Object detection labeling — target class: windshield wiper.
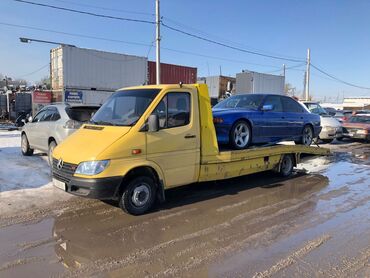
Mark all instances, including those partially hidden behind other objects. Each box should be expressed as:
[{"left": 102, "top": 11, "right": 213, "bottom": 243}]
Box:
[{"left": 89, "top": 120, "right": 116, "bottom": 126}]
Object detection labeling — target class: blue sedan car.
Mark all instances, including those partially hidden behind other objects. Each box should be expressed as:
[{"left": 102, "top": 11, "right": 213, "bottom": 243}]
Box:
[{"left": 212, "top": 94, "right": 321, "bottom": 149}]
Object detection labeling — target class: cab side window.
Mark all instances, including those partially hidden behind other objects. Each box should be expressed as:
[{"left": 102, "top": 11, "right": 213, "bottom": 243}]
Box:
[
  {"left": 151, "top": 92, "right": 191, "bottom": 129},
  {"left": 168, "top": 93, "right": 190, "bottom": 128}
]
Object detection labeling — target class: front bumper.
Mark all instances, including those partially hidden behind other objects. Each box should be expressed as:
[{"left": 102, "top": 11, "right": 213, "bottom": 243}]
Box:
[
  {"left": 319, "top": 127, "right": 343, "bottom": 140},
  {"left": 343, "top": 133, "right": 369, "bottom": 140},
  {"left": 54, "top": 175, "right": 122, "bottom": 200}
]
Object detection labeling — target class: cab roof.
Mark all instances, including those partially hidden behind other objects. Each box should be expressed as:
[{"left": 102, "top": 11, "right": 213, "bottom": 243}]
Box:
[{"left": 117, "top": 84, "right": 197, "bottom": 91}]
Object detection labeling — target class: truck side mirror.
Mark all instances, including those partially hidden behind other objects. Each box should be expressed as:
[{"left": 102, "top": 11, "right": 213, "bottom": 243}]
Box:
[
  {"left": 148, "top": 114, "right": 159, "bottom": 132},
  {"left": 28, "top": 116, "right": 33, "bottom": 123},
  {"left": 261, "top": 104, "right": 273, "bottom": 111}
]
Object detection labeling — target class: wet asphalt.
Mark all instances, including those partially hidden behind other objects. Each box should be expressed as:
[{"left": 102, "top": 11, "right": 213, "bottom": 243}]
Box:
[{"left": 0, "top": 141, "right": 369, "bottom": 277}]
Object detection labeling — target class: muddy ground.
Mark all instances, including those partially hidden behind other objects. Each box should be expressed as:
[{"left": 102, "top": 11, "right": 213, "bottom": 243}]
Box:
[{"left": 0, "top": 141, "right": 369, "bottom": 277}]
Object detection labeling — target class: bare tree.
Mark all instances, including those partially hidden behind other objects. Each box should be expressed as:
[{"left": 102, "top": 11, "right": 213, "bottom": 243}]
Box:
[
  {"left": 37, "top": 75, "right": 51, "bottom": 90},
  {"left": 284, "top": 83, "right": 297, "bottom": 96}
]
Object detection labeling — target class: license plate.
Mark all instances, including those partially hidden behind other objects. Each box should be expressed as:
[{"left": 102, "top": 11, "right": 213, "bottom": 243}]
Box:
[{"left": 53, "top": 178, "right": 66, "bottom": 191}]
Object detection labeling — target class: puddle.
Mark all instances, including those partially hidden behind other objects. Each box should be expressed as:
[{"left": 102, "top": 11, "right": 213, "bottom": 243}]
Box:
[{"left": 0, "top": 150, "right": 369, "bottom": 277}]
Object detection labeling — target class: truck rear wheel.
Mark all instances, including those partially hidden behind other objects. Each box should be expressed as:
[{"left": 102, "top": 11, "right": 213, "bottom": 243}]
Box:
[
  {"left": 119, "top": 176, "right": 156, "bottom": 215},
  {"left": 279, "top": 154, "right": 294, "bottom": 177}
]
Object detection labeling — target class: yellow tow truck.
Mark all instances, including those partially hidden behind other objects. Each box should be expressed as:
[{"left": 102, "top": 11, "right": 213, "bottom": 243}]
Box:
[{"left": 52, "top": 84, "right": 329, "bottom": 215}]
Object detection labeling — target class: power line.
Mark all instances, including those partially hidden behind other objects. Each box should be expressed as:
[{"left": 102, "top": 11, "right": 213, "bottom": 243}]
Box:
[
  {"left": 161, "top": 47, "right": 284, "bottom": 68},
  {"left": 311, "top": 63, "right": 370, "bottom": 90},
  {"left": 18, "top": 63, "right": 49, "bottom": 77},
  {"left": 1, "top": 22, "right": 290, "bottom": 70},
  {"left": 50, "top": 0, "right": 155, "bottom": 16},
  {"left": 13, "top": 0, "right": 155, "bottom": 24},
  {"left": 14, "top": 0, "right": 305, "bottom": 63},
  {"left": 161, "top": 22, "right": 305, "bottom": 63},
  {"left": 162, "top": 16, "right": 303, "bottom": 61},
  {"left": 264, "top": 63, "right": 306, "bottom": 74},
  {"left": 0, "top": 22, "right": 152, "bottom": 47}
]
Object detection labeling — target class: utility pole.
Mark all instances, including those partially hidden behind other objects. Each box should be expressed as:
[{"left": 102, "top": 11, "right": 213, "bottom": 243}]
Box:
[
  {"left": 283, "top": 64, "right": 286, "bottom": 77},
  {"left": 155, "top": 0, "right": 161, "bottom": 85},
  {"left": 305, "top": 48, "right": 311, "bottom": 101}
]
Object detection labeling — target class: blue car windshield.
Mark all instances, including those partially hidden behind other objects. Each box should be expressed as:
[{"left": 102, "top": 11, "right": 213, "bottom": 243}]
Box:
[{"left": 214, "top": 95, "right": 264, "bottom": 110}]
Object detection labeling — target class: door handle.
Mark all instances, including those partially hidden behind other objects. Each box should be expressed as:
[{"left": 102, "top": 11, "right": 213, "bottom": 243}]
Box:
[
  {"left": 281, "top": 116, "right": 285, "bottom": 119},
  {"left": 184, "top": 134, "right": 196, "bottom": 139}
]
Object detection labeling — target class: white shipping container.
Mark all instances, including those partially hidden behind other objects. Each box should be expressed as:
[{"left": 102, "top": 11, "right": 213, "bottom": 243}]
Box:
[
  {"left": 206, "top": 76, "right": 221, "bottom": 98},
  {"left": 51, "top": 46, "right": 148, "bottom": 91},
  {"left": 236, "top": 71, "right": 285, "bottom": 94}
]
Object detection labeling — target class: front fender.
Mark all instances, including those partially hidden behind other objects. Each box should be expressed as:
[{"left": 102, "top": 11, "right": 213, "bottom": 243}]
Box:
[{"left": 73, "top": 157, "right": 167, "bottom": 187}]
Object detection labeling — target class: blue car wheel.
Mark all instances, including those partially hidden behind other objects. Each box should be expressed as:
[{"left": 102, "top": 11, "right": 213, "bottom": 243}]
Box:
[
  {"left": 295, "top": 125, "right": 313, "bottom": 146},
  {"left": 230, "top": 120, "right": 251, "bottom": 149}
]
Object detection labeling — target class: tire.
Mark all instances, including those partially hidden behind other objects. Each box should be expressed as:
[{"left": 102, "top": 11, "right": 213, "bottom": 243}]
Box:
[
  {"left": 21, "top": 133, "right": 34, "bottom": 156},
  {"left": 279, "top": 154, "right": 294, "bottom": 177},
  {"left": 296, "top": 125, "right": 313, "bottom": 146},
  {"left": 321, "top": 139, "right": 334, "bottom": 144},
  {"left": 229, "top": 120, "right": 251, "bottom": 150},
  {"left": 119, "top": 176, "right": 156, "bottom": 215},
  {"left": 48, "top": 141, "right": 57, "bottom": 167}
]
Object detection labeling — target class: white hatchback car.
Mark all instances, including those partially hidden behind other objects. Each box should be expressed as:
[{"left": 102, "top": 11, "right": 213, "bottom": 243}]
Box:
[{"left": 21, "top": 104, "right": 99, "bottom": 165}]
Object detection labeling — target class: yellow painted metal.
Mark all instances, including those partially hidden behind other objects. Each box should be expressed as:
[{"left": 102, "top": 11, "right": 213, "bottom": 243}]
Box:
[{"left": 53, "top": 83, "right": 330, "bottom": 189}]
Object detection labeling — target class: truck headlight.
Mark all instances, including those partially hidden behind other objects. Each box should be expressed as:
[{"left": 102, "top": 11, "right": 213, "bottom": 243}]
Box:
[{"left": 75, "top": 160, "right": 110, "bottom": 175}]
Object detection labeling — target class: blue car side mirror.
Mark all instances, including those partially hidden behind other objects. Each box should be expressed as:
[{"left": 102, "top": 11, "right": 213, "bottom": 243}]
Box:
[{"left": 262, "top": 104, "right": 273, "bottom": 111}]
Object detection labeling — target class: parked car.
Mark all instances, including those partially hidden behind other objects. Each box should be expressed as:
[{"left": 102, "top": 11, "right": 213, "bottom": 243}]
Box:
[
  {"left": 342, "top": 114, "right": 370, "bottom": 142},
  {"left": 302, "top": 101, "right": 343, "bottom": 143},
  {"left": 14, "top": 110, "right": 31, "bottom": 127},
  {"left": 212, "top": 94, "right": 321, "bottom": 149},
  {"left": 323, "top": 107, "right": 337, "bottom": 116},
  {"left": 21, "top": 104, "right": 99, "bottom": 165}
]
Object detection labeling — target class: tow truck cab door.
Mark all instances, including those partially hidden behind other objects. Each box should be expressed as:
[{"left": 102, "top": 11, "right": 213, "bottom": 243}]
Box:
[{"left": 146, "top": 88, "right": 200, "bottom": 188}]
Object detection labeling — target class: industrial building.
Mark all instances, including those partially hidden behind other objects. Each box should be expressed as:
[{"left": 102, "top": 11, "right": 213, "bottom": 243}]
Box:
[{"left": 343, "top": 97, "right": 370, "bottom": 110}]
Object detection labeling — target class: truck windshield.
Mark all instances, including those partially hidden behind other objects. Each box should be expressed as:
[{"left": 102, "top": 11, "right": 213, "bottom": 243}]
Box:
[
  {"left": 91, "top": 89, "right": 161, "bottom": 126},
  {"left": 214, "top": 95, "right": 264, "bottom": 110}
]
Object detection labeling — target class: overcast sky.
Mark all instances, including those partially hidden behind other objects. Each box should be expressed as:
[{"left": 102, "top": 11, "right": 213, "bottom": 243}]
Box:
[{"left": 1, "top": 0, "right": 370, "bottom": 101}]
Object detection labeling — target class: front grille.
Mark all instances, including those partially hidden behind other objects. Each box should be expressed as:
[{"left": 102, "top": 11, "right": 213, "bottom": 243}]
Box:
[{"left": 52, "top": 158, "right": 77, "bottom": 184}]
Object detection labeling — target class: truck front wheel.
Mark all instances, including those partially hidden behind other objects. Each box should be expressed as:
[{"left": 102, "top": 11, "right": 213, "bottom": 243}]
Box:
[{"left": 119, "top": 176, "right": 156, "bottom": 215}]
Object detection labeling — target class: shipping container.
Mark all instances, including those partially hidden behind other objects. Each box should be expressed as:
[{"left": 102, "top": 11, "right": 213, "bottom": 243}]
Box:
[
  {"left": 51, "top": 46, "right": 148, "bottom": 92},
  {"left": 0, "top": 94, "right": 6, "bottom": 112},
  {"left": 202, "top": 75, "right": 236, "bottom": 99},
  {"left": 63, "top": 89, "right": 114, "bottom": 106},
  {"left": 15, "top": 93, "right": 32, "bottom": 116},
  {"left": 236, "top": 71, "right": 285, "bottom": 94},
  {"left": 148, "top": 61, "right": 197, "bottom": 85}
]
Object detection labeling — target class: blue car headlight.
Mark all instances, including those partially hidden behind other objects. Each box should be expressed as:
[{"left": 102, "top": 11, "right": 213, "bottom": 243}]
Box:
[{"left": 75, "top": 160, "right": 110, "bottom": 176}]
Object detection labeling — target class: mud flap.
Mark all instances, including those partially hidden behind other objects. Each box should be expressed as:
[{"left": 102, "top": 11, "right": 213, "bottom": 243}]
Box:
[{"left": 157, "top": 180, "right": 166, "bottom": 203}]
